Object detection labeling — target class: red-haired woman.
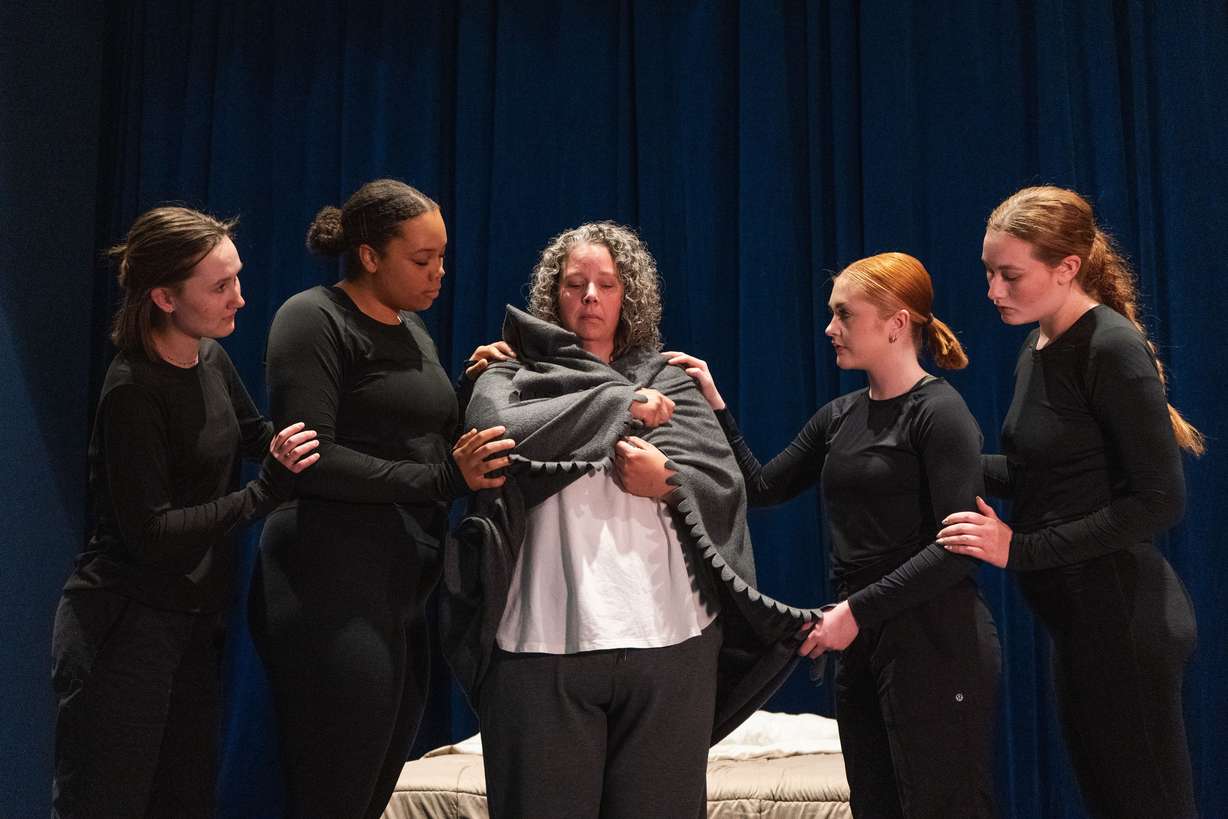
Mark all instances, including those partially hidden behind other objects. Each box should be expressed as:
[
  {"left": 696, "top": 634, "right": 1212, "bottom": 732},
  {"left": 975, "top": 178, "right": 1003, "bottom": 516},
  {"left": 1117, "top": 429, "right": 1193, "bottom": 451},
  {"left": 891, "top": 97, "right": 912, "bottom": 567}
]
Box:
[
  {"left": 670, "top": 252, "right": 1000, "bottom": 818},
  {"left": 938, "top": 186, "right": 1201, "bottom": 818}
]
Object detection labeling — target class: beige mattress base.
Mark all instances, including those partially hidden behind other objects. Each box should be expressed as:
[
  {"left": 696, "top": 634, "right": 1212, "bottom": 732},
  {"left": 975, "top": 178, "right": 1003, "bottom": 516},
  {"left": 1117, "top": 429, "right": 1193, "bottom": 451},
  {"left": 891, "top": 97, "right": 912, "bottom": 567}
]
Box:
[{"left": 383, "top": 752, "right": 851, "bottom": 819}]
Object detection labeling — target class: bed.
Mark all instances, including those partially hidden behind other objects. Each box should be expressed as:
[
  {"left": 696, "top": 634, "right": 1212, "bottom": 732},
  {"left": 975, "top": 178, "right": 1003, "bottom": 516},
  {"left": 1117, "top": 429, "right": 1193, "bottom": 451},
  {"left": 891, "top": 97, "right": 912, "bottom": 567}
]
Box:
[{"left": 382, "top": 711, "right": 851, "bottom": 818}]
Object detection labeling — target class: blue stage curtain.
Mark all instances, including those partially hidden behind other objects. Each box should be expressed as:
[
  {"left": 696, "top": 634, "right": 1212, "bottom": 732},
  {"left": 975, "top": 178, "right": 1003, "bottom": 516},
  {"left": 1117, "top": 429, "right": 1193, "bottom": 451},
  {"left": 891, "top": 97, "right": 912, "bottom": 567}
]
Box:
[{"left": 82, "top": 3, "right": 1228, "bottom": 817}]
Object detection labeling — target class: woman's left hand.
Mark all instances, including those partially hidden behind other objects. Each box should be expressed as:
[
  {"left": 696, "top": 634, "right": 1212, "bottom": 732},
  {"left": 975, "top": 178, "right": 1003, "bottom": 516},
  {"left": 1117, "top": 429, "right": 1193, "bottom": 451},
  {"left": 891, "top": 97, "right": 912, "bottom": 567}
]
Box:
[
  {"left": 613, "top": 436, "right": 677, "bottom": 502},
  {"left": 269, "top": 421, "right": 320, "bottom": 473},
  {"left": 464, "top": 341, "right": 516, "bottom": 379},
  {"left": 798, "top": 601, "right": 859, "bottom": 658},
  {"left": 662, "top": 351, "right": 726, "bottom": 411},
  {"left": 937, "top": 496, "right": 1012, "bottom": 568}
]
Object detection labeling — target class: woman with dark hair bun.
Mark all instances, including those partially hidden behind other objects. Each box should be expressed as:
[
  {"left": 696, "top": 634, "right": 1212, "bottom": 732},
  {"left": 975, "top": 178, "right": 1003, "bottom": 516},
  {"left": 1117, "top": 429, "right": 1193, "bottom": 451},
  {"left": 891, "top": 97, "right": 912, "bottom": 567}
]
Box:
[
  {"left": 939, "top": 185, "right": 1201, "bottom": 818},
  {"left": 670, "top": 252, "right": 1001, "bottom": 818},
  {"left": 249, "top": 179, "right": 514, "bottom": 818},
  {"left": 51, "top": 206, "right": 319, "bottom": 818}
]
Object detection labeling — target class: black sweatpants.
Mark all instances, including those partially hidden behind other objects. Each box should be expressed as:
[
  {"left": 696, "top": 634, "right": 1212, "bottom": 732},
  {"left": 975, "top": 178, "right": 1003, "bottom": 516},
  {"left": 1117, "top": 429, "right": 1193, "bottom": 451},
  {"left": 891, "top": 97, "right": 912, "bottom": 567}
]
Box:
[
  {"left": 479, "top": 620, "right": 723, "bottom": 819},
  {"left": 835, "top": 578, "right": 1000, "bottom": 819},
  {"left": 250, "top": 501, "right": 442, "bottom": 819},
  {"left": 51, "top": 589, "right": 223, "bottom": 819},
  {"left": 1020, "top": 545, "right": 1198, "bottom": 819}
]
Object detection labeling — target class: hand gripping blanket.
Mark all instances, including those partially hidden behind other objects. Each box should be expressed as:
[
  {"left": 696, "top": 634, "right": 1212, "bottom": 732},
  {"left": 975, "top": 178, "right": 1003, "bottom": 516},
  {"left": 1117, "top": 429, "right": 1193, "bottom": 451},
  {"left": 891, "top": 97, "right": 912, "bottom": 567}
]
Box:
[{"left": 441, "top": 307, "right": 822, "bottom": 742}]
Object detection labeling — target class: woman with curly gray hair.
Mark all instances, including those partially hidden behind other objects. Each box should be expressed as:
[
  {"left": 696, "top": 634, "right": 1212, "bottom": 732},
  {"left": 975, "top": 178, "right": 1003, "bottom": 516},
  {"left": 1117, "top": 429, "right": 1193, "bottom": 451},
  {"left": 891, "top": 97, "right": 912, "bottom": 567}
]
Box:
[
  {"left": 526, "top": 221, "right": 663, "bottom": 356},
  {"left": 444, "top": 221, "right": 811, "bottom": 819}
]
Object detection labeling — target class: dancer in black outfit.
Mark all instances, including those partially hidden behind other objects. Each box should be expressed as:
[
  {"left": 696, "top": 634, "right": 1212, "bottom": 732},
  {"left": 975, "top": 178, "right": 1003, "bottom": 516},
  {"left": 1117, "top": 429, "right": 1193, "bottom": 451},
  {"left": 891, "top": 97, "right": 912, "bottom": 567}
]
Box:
[
  {"left": 51, "top": 207, "right": 318, "bottom": 819},
  {"left": 671, "top": 253, "right": 1000, "bottom": 818},
  {"left": 249, "top": 179, "right": 514, "bottom": 819},
  {"left": 939, "top": 186, "right": 1202, "bottom": 818}
]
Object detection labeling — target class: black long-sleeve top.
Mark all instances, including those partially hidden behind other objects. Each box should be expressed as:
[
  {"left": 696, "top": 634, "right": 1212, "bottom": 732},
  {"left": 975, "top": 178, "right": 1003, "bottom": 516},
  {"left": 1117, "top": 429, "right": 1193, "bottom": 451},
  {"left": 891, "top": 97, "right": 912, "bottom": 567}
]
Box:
[
  {"left": 983, "top": 306, "right": 1185, "bottom": 571},
  {"left": 264, "top": 286, "right": 467, "bottom": 526},
  {"left": 716, "top": 377, "right": 984, "bottom": 629},
  {"left": 67, "top": 340, "right": 290, "bottom": 612}
]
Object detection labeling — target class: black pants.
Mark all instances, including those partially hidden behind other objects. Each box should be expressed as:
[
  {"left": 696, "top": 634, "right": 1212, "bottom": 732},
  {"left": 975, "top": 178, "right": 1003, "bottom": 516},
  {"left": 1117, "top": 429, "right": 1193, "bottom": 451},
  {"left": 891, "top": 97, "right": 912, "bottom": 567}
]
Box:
[
  {"left": 51, "top": 589, "right": 222, "bottom": 819},
  {"left": 249, "top": 501, "right": 441, "bottom": 819},
  {"left": 479, "top": 620, "right": 723, "bottom": 819},
  {"left": 835, "top": 579, "right": 1000, "bottom": 819},
  {"left": 1020, "top": 545, "right": 1198, "bottom": 819}
]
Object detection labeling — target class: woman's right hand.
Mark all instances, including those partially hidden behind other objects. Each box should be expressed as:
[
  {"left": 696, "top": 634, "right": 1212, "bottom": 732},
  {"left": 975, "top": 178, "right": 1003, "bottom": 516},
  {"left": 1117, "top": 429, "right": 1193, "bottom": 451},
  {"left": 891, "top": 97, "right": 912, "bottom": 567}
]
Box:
[
  {"left": 663, "top": 351, "right": 725, "bottom": 410},
  {"left": 452, "top": 425, "right": 516, "bottom": 490},
  {"left": 630, "top": 388, "right": 675, "bottom": 428},
  {"left": 269, "top": 421, "right": 320, "bottom": 473}
]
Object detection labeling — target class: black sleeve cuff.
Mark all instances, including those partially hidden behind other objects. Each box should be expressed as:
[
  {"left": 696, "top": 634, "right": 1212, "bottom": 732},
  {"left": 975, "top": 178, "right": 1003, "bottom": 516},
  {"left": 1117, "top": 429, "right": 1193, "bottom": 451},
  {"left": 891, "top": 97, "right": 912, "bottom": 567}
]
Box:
[
  {"left": 443, "top": 455, "right": 469, "bottom": 500},
  {"left": 714, "top": 408, "right": 742, "bottom": 441},
  {"left": 260, "top": 453, "right": 296, "bottom": 502}
]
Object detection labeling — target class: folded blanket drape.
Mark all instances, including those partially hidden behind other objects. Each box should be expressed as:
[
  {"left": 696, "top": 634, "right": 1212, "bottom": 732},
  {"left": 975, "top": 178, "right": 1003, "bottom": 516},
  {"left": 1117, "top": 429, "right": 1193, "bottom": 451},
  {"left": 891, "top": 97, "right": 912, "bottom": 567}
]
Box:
[{"left": 441, "top": 306, "right": 822, "bottom": 742}]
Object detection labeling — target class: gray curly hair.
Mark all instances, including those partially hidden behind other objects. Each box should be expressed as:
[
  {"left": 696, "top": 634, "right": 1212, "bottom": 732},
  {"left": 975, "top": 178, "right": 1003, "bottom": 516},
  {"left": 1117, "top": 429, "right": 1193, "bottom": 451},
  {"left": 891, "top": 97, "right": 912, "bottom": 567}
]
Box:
[{"left": 527, "top": 221, "right": 663, "bottom": 354}]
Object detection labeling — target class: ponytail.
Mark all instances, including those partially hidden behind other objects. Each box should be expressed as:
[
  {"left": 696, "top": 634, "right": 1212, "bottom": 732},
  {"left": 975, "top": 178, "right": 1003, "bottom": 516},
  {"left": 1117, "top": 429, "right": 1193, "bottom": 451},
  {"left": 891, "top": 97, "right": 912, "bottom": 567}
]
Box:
[
  {"left": 1082, "top": 230, "right": 1205, "bottom": 455},
  {"left": 925, "top": 315, "right": 968, "bottom": 370}
]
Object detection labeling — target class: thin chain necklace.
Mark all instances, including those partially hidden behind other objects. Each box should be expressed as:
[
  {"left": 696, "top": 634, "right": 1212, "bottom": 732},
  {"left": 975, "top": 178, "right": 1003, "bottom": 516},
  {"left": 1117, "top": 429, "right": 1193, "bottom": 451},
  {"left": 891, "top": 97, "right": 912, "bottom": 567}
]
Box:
[{"left": 155, "top": 337, "right": 200, "bottom": 368}]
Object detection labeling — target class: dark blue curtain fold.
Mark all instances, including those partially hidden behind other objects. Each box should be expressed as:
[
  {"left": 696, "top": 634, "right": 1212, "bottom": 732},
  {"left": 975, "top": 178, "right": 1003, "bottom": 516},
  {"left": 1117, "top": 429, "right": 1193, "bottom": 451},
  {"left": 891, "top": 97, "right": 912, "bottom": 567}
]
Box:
[{"left": 81, "top": 3, "right": 1228, "bottom": 817}]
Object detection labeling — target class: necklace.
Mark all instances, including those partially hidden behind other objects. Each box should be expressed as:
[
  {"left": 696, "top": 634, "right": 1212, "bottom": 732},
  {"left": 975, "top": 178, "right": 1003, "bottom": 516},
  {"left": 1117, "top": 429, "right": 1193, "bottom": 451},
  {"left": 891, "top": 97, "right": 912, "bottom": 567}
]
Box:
[
  {"left": 155, "top": 338, "right": 200, "bottom": 368},
  {"left": 161, "top": 350, "right": 200, "bottom": 368}
]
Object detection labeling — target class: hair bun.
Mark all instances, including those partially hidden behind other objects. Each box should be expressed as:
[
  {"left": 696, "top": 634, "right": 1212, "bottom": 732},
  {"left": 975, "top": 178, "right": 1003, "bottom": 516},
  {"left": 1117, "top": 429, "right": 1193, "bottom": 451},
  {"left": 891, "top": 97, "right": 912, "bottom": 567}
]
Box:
[{"left": 306, "top": 206, "right": 346, "bottom": 256}]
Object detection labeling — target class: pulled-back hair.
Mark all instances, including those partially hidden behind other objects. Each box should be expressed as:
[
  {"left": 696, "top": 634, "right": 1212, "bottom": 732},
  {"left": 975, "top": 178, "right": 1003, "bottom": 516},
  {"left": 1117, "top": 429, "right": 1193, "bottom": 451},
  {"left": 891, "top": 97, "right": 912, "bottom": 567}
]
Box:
[
  {"left": 306, "top": 179, "right": 437, "bottom": 279},
  {"left": 837, "top": 252, "right": 968, "bottom": 370},
  {"left": 527, "top": 222, "right": 663, "bottom": 355},
  {"left": 108, "top": 206, "right": 237, "bottom": 361},
  {"left": 988, "top": 185, "right": 1204, "bottom": 455}
]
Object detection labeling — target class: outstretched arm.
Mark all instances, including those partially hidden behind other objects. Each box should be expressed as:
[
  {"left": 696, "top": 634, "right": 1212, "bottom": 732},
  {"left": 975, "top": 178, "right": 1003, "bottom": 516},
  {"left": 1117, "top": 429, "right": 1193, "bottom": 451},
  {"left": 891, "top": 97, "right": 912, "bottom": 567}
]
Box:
[{"left": 665, "top": 350, "right": 827, "bottom": 507}]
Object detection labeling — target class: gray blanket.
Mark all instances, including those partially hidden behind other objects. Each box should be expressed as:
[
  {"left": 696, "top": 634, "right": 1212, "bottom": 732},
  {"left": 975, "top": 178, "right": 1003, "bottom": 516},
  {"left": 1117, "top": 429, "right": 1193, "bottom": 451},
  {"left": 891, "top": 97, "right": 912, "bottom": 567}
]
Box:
[{"left": 441, "top": 306, "right": 821, "bottom": 742}]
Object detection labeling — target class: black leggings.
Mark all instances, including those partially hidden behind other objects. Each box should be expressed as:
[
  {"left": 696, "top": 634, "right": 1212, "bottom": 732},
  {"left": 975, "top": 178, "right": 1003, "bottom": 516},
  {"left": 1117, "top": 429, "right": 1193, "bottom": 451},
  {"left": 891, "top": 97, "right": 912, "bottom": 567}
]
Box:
[
  {"left": 835, "top": 578, "right": 1001, "bottom": 819},
  {"left": 1020, "top": 545, "right": 1198, "bottom": 819},
  {"left": 51, "top": 590, "right": 222, "bottom": 819},
  {"left": 249, "top": 500, "right": 442, "bottom": 819}
]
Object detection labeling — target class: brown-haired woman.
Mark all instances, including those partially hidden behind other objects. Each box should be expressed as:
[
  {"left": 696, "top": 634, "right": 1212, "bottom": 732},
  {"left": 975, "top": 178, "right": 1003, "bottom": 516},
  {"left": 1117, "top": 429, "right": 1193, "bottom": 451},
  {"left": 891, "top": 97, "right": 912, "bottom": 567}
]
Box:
[
  {"left": 248, "top": 179, "right": 514, "bottom": 819},
  {"left": 671, "top": 252, "right": 1001, "bottom": 818},
  {"left": 51, "top": 207, "right": 319, "bottom": 818},
  {"left": 938, "top": 185, "right": 1201, "bottom": 818}
]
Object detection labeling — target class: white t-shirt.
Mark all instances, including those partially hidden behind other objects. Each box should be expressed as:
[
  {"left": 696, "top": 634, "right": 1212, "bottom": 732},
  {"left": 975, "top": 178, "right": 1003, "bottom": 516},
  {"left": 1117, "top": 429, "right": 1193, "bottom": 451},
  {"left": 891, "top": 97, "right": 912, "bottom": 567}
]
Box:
[{"left": 495, "top": 468, "right": 718, "bottom": 654}]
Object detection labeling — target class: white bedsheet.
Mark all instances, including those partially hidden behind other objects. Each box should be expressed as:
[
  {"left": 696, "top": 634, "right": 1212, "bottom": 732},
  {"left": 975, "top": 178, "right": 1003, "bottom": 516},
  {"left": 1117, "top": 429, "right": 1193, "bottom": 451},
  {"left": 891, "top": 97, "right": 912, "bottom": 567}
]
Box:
[{"left": 423, "top": 710, "right": 842, "bottom": 762}]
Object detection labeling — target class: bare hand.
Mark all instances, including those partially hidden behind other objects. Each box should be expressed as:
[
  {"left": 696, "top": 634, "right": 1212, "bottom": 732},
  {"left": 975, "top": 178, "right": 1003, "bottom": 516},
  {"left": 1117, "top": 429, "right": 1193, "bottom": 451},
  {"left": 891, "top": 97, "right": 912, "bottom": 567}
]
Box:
[
  {"left": 613, "top": 436, "right": 677, "bottom": 501},
  {"left": 630, "top": 388, "right": 675, "bottom": 428},
  {"left": 269, "top": 421, "right": 320, "bottom": 473},
  {"left": 937, "top": 496, "right": 1012, "bottom": 568},
  {"left": 452, "top": 425, "right": 515, "bottom": 490},
  {"left": 797, "top": 601, "right": 859, "bottom": 658},
  {"left": 465, "top": 341, "right": 516, "bottom": 379},
  {"left": 662, "top": 351, "right": 726, "bottom": 410}
]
